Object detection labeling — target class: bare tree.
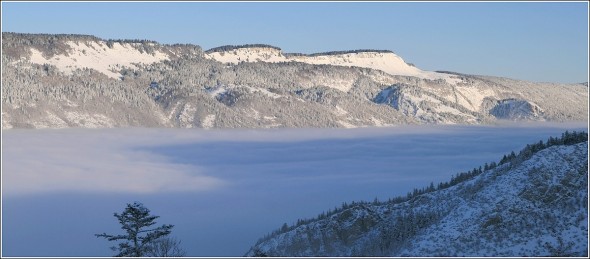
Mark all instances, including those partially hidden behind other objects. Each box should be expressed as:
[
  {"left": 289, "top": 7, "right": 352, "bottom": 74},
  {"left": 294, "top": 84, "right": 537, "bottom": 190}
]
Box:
[{"left": 145, "top": 236, "right": 187, "bottom": 257}]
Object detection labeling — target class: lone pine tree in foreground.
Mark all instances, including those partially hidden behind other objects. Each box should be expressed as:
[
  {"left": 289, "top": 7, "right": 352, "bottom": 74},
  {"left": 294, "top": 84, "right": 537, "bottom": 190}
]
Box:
[{"left": 95, "top": 202, "right": 181, "bottom": 257}]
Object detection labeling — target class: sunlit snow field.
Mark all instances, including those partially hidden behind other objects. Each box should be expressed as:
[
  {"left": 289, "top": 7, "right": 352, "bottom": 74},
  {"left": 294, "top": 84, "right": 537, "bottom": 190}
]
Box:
[{"left": 2, "top": 123, "right": 587, "bottom": 256}]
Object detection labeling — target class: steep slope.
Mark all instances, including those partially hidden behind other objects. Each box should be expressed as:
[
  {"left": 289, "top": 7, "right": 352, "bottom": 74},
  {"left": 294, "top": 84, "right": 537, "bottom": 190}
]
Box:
[
  {"left": 2, "top": 33, "right": 587, "bottom": 129},
  {"left": 246, "top": 132, "right": 588, "bottom": 256},
  {"left": 476, "top": 75, "right": 588, "bottom": 122}
]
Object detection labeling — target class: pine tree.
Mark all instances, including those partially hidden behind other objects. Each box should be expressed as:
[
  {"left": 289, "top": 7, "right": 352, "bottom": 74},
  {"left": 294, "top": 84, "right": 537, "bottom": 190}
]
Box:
[
  {"left": 95, "top": 202, "right": 175, "bottom": 257},
  {"left": 252, "top": 247, "right": 269, "bottom": 257},
  {"left": 500, "top": 154, "right": 508, "bottom": 165}
]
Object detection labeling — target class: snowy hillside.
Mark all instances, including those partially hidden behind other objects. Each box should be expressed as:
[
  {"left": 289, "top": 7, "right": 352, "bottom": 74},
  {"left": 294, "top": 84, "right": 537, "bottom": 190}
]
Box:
[
  {"left": 28, "top": 41, "right": 169, "bottom": 79},
  {"left": 2, "top": 32, "right": 587, "bottom": 129},
  {"left": 204, "top": 45, "right": 459, "bottom": 84},
  {"left": 246, "top": 132, "right": 589, "bottom": 257}
]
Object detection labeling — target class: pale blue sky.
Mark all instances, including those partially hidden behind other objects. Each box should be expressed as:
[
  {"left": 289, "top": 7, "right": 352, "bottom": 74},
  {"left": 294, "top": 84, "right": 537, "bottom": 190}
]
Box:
[{"left": 1, "top": 1, "right": 588, "bottom": 83}]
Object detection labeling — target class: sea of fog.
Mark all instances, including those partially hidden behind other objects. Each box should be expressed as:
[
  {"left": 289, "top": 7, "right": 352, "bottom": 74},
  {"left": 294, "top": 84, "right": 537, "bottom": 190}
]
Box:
[{"left": 2, "top": 123, "right": 587, "bottom": 256}]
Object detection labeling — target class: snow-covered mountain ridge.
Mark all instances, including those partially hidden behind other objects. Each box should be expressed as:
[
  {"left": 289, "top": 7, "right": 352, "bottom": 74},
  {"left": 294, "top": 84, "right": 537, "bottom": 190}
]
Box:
[
  {"left": 2, "top": 32, "right": 587, "bottom": 129},
  {"left": 246, "top": 131, "right": 589, "bottom": 256},
  {"left": 27, "top": 41, "right": 169, "bottom": 79},
  {"left": 204, "top": 45, "right": 458, "bottom": 84}
]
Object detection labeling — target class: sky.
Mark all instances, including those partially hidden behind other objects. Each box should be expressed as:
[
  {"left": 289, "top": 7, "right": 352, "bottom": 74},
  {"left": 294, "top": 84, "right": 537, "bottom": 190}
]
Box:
[{"left": 1, "top": 1, "right": 588, "bottom": 82}]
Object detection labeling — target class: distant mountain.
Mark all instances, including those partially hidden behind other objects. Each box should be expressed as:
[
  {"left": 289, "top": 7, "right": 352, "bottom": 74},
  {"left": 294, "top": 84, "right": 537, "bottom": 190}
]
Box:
[
  {"left": 2, "top": 32, "right": 587, "bottom": 129},
  {"left": 245, "top": 131, "right": 589, "bottom": 257}
]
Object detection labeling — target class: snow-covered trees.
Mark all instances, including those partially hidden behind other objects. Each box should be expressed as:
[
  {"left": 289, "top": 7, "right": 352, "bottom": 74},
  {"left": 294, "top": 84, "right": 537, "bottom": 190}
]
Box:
[
  {"left": 2, "top": 32, "right": 588, "bottom": 129},
  {"left": 248, "top": 131, "right": 588, "bottom": 256},
  {"left": 205, "top": 44, "right": 281, "bottom": 53},
  {"left": 95, "top": 202, "right": 182, "bottom": 257}
]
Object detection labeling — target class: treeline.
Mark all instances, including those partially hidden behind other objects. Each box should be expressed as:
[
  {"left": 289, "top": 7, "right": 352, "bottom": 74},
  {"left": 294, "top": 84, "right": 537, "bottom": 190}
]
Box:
[
  {"left": 403, "top": 130, "right": 586, "bottom": 200},
  {"left": 2, "top": 32, "right": 101, "bottom": 45},
  {"left": 205, "top": 44, "right": 281, "bottom": 53},
  {"left": 204, "top": 46, "right": 395, "bottom": 57},
  {"left": 2, "top": 32, "right": 163, "bottom": 60},
  {"left": 2, "top": 32, "right": 97, "bottom": 59},
  {"left": 104, "top": 38, "right": 159, "bottom": 54},
  {"left": 2, "top": 32, "right": 157, "bottom": 45},
  {"left": 104, "top": 38, "right": 160, "bottom": 55},
  {"left": 435, "top": 70, "right": 466, "bottom": 76},
  {"left": 285, "top": 49, "right": 394, "bottom": 57},
  {"left": 105, "top": 38, "right": 158, "bottom": 45},
  {"left": 257, "top": 130, "right": 588, "bottom": 243}
]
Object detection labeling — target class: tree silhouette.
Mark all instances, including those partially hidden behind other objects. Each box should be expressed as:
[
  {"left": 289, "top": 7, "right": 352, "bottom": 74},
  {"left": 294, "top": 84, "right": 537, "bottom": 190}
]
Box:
[
  {"left": 144, "top": 236, "right": 187, "bottom": 257},
  {"left": 95, "top": 202, "right": 175, "bottom": 257}
]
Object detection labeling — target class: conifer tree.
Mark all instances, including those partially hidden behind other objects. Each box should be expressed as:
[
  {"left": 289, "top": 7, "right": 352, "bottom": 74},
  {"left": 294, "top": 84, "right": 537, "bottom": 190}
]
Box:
[{"left": 96, "top": 202, "right": 175, "bottom": 257}]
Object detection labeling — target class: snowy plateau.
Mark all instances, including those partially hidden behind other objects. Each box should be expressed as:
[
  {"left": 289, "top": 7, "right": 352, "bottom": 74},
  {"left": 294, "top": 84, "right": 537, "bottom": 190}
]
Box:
[{"left": 2, "top": 32, "right": 588, "bottom": 129}]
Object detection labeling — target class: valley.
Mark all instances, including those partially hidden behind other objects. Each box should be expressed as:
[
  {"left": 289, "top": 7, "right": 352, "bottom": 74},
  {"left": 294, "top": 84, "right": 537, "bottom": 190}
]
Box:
[
  {"left": 1, "top": 32, "right": 587, "bottom": 257},
  {"left": 2, "top": 124, "right": 587, "bottom": 256}
]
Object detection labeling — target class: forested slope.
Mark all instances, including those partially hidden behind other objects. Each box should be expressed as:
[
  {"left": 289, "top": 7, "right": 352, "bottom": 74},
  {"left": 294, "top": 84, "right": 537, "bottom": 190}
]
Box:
[
  {"left": 2, "top": 32, "right": 587, "bottom": 129},
  {"left": 246, "top": 131, "right": 588, "bottom": 256}
]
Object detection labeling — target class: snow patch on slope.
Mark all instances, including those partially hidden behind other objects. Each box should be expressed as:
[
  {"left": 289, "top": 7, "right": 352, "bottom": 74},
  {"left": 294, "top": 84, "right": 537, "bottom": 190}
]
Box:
[
  {"left": 243, "top": 85, "right": 284, "bottom": 99},
  {"left": 489, "top": 99, "right": 545, "bottom": 120},
  {"left": 64, "top": 112, "right": 114, "bottom": 128},
  {"left": 178, "top": 103, "right": 196, "bottom": 128},
  {"left": 2, "top": 112, "right": 13, "bottom": 129},
  {"left": 333, "top": 106, "right": 348, "bottom": 116},
  {"left": 374, "top": 85, "right": 479, "bottom": 124},
  {"left": 38, "top": 111, "right": 69, "bottom": 129},
  {"left": 455, "top": 86, "right": 497, "bottom": 111},
  {"left": 291, "top": 52, "right": 456, "bottom": 84},
  {"left": 370, "top": 117, "right": 391, "bottom": 127},
  {"left": 206, "top": 48, "right": 460, "bottom": 85},
  {"left": 202, "top": 114, "right": 216, "bottom": 129},
  {"left": 337, "top": 120, "right": 357, "bottom": 128},
  {"left": 28, "top": 41, "right": 169, "bottom": 79},
  {"left": 205, "top": 47, "right": 286, "bottom": 64}
]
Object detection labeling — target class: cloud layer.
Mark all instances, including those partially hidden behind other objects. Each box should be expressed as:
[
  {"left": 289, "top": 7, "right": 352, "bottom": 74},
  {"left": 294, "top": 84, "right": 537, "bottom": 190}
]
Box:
[
  {"left": 2, "top": 122, "right": 587, "bottom": 256},
  {"left": 2, "top": 128, "right": 226, "bottom": 196}
]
